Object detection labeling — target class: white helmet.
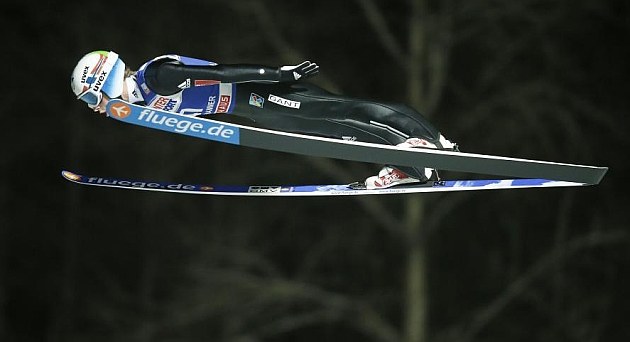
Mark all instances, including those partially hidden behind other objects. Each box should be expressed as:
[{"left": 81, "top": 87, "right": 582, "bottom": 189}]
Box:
[{"left": 71, "top": 51, "right": 126, "bottom": 108}]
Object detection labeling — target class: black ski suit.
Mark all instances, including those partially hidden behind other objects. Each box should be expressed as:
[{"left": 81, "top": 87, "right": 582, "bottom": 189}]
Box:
[{"left": 142, "top": 59, "right": 452, "bottom": 180}]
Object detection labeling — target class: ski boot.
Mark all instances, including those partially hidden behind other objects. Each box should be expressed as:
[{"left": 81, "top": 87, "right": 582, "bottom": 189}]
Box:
[
  {"left": 398, "top": 136, "right": 458, "bottom": 151},
  {"left": 362, "top": 136, "right": 457, "bottom": 190},
  {"left": 363, "top": 166, "right": 437, "bottom": 189}
]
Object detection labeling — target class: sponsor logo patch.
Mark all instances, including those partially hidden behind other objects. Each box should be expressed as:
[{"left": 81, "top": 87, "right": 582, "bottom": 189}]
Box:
[
  {"left": 177, "top": 79, "right": 191, "bottom": 89},
  {"left": 268, "top": 94, "right": 301, "bottom": 109},
  {"left": 249, "top": 93, "right": 264, "bottom": 108},
  {"left": 80, "top": 66, "right": 89, "bottom": 83},
  {"left": 248, "top": 186, "right": 283, "bottom": 193},
  {"left": 212, "top": 84, "right": 234, "bottom": 113},
  {"left": 152, "top": 96, "right": 179, "bottom": 112},
  {"left": 135, "top": 108, "right": 240, "bottom": 144},
  {"left": 204, "top": 96, "right": 217, "bottom": 114},
  {"left": 109, "top": 102, "right": 132, "bottom": 119},
  {"left": 90, "top": 71, "right": 108, "bottom": 92},
  {"left": 216, "top": 95, "right": 232, "bottom": 113}
]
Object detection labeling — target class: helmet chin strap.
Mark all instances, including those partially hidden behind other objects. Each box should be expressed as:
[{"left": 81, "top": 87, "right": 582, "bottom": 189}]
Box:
[{"left": 124, "top": 76, "right": 145, "bottom": 104}]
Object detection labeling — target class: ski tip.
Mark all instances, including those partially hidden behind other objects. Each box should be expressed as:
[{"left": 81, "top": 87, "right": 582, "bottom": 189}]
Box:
[{"left": 61, "top": 170, "right": 82, "bottom": 182}]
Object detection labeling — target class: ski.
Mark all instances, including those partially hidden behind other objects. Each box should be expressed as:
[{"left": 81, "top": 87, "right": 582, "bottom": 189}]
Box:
[
  {"left": 62, "top": 170, "right": 589, "bottom": 196},
  {"left": 104, "top": 100, "right": 607, "bottom": 184}
]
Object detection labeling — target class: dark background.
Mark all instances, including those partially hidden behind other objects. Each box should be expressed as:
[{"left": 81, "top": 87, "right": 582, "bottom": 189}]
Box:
[{"left": 2, "top": 0, "right": 629, "bottom": 341}]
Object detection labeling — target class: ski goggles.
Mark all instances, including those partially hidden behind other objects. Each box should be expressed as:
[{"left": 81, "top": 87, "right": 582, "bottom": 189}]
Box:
[{"left": 77, "top": 88, "right": 103, "bottom": 108}]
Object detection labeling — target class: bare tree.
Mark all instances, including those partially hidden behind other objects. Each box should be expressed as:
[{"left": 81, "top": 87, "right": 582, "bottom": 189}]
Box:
[{"left": 40, "top": 1, "right": 626, "bottom": 341}]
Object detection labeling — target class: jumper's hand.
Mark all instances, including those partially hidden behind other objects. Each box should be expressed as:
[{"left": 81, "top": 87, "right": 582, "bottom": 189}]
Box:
[{"left": 279, "top": 61, "right": 319, "bottom": 82}]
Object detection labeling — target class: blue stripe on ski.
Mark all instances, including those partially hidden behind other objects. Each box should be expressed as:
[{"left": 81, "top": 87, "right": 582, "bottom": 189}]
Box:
[{"left": 61, "top": 170, "right": 588, "bottom": 196}]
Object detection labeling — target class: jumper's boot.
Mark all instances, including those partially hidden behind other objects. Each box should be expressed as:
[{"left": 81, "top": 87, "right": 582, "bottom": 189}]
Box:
[
  {"left": 363, "top": 136, "right": 458, "bottom": 190},
  {"left": 397, "top": 136, "right": 458, "bottom": 151},
  {"left": 364, "top": 166, "right": 436, "bottom": 189}
]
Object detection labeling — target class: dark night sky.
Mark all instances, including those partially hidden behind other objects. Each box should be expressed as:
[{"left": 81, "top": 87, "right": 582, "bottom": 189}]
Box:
[{"left": 2, "top": 0, "right": 630, "bottom": 341}]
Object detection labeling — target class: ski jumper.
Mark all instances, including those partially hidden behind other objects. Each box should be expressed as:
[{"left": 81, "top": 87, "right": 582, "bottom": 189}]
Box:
[{"left": 134, "top": 55, "right": 448, "bottom": 179}]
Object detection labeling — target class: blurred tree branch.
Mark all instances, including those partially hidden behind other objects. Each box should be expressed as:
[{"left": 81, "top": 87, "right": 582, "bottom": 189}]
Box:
[
  {"left": 435, "top": 229, "right": 629, "bottom": 342},
  {"left": 355, "top": 0, "right": 407, "bottom": 69},
  {"left": 153, "top": 261, "right": 401, "bottom": 341}
]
